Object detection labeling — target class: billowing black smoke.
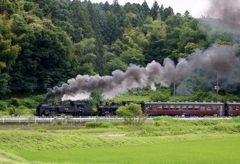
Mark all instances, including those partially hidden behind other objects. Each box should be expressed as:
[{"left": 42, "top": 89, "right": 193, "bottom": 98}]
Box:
[
  {"left": 45, "top": 44, "right": 240, "bottom": 101},
  {"left": 206, "top": 0, "right": 240, "bottom": 24}
]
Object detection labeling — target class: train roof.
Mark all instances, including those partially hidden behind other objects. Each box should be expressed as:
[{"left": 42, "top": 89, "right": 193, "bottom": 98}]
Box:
[
  {"left": 142, "top": 101, "right": 224, "bottom": 105},
  {"left": 225, "top": 102, "right": 240, "bottom": 105}
]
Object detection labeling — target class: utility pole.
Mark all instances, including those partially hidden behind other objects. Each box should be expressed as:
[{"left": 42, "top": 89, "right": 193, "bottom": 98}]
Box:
[
  {"left": 213, "top": 75, "right": 219, "bottom": 102},
  {"left": 174, "top": 81, "right": 176, "bottom": 99},
  {"left": 216, "top": 75, "right": 218, "bottom": 102}
]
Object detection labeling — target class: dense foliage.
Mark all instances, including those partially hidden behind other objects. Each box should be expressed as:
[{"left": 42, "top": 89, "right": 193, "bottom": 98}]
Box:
[
  {"left": 0, "top": 0, "right": 240, "bottom": 100},
  {"left": 116, "top": 103, "right": 144, "bottom": 125}
]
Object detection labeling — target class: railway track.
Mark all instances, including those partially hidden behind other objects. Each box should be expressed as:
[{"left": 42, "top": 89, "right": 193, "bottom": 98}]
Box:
[
  {"left": 0, "top": 116, "right": 123, "bottom": 125},
  {"left": 0, "top": 116, "right": 231, "bottom": 125}
]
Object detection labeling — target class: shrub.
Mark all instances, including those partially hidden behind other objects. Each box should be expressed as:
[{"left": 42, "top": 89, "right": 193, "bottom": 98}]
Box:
[
  {"left": 0, "top": 101, "right": 7, "bottom": 111},
  {"left": 150, "top": 91, "right": 170, "bottom": 102},
  {"left": 232, "top": 116, "right": 240, "bottom": 123},
  {"left": 21, "top": 99, "right": 39, "bottom": 109},
  {"left": 116, "top": 103, "right": 144, "bottom": 125},
  {"left": 11, "top": 98, "right": 21, "bottom": 107},
  {"left": 101, "top": 122, "right": 110, "bottom": 128},
  {"left": 85, "top": 122, "right": 103, "bottom": 128},
  {"left": 8, "top": 106, "right": 22, "bottom": 116},
  {"left": 7, "top": 105, "right": 28, "bottom": 116},
  {"left": 31, "top": 95, "right": 45, "bottom": 103}
]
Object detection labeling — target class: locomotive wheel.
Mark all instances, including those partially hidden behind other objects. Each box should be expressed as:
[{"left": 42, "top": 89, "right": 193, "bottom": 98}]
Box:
[
  {"left": 49, "top": 111, "right": 57, "bottom": 117},
  {"left": 105, "top": 111, "right": 113, "bottom": 116},
  {"left": 44, "top": 110, "right": 50, "bottom": 116},
  {"left": 74, "top": 112, "right": 81, "bottom": 116}
]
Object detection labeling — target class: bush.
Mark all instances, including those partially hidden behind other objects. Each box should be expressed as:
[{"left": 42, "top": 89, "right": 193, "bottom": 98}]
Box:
[
  {"left": 8, "top": 105, "right": 27, "bottom": 116},
  {"left": 116, "top": 103, "right": 144, "bottom": 125},
  {"left": 21, "top": 99, "right": 38, "bottom": 109},
  {"left": 0, "top": 101, "right": 7, "bottom": 111},
  {"left": 8, "top": 106, "right": 21, "bottom": 116},
  {"left": 150, "top": 91, "right": 170, "bottom": 102},
  {"left": 31, "top": 95, "right": 45, "bottom": 103},
  {"left": 232, "top": 116, "right": 240, "bottom": 123},
  {"left": 11, "top": 98, "right": 21, "bottom": 107},
  {"left": 85, "top": 122, "right": 103, "bottom": 128},
  {"left": 85, "top": 122, "right": 110, "bottom": 128}
]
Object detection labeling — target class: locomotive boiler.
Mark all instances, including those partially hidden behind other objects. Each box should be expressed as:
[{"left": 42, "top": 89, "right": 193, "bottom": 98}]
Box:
[{"left": 36, "top": 101, "right": 93, "bottom": 117}]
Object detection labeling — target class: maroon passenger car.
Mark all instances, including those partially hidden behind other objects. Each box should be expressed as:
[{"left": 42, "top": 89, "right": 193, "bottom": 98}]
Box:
[
  {"left": 141, "top": 101, "right": 225, "bottom": 116},
  {"left": 225, "top": 102, "right": 240, "bottom": 116}
]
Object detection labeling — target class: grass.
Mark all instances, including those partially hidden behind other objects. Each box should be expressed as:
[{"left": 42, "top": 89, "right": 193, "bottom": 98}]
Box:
[
  {"left": 15, "top": 135, "right": 240, "bottom": 164},
  {"left": 0, "top": 117, "right": 240, "bottom": 163},
  {"left": 114, "top": 94, "right": 150, "bottom": 103}
]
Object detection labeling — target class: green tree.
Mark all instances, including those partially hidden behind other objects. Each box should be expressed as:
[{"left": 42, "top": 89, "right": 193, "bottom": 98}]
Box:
[
  {"left": 120, "top": 48, "right": 145, "bottom": 66},
  {"left": 150, "top": 90, "right": 170, "bottom": 102},
  {"left": 85, "top": 1, "right": 105, "bottom": 74},
  {"left": 0, "top": 0, "right": 16, "bottom": 15},
  {"left": 150, "top": 1, "right": 159, "bottom": 20},
  {"left": 143, "top": 16, "right": 167, "bottom": 63},
  {"left": 141, "top": 0, "right": 150, "bottom": 18},
  {"left": 105, "top": 58, "right": 127, "bottom": 75},
  {"left": 116, "top": 103, "right": 144, "bottom": 125},
  {"left": 184, "top": 10, "right": 190, "bottom": 17},
  {"left": 0, "top": 14, "right": 21, "bottom": 96},
  {"left": 68, "top": 0, "right": 93, "bottom": 42},
  {"left": 103, "top": 11, "right": 121, "bottom": 44},
  {"left": 162, "top": 6, "right": 174, "bottom": 21}
]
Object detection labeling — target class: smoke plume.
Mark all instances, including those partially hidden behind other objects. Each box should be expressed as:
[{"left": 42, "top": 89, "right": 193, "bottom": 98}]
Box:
[
  {"left": 44, "top": 44, "right": 240, "bottom": 101},
  {"left": 206, "top": 0, "right": 240, "bottom": 24}
]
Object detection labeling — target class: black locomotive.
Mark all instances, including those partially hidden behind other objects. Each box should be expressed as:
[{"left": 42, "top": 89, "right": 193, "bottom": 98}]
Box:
[
  {"left": 36, "top": 101, "right": 93, "bottom": 117},
  {"left": 36, "top": 100, "right": 240, "bottom": 117}
]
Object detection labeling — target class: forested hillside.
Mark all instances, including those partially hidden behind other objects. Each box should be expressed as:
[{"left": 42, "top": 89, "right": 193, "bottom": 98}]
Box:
[{"left": 0, "top": 0, "right": 240, "bottom": 100}]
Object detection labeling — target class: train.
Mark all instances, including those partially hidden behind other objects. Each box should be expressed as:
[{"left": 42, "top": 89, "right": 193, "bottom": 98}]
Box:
[{"left": 36, "top": 100, "right": 240, "bottom": 117}]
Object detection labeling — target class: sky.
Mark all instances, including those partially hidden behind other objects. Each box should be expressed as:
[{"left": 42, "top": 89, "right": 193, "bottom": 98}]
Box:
[{"left": 90, "top": 0, "right": 210, "bottom": 18}]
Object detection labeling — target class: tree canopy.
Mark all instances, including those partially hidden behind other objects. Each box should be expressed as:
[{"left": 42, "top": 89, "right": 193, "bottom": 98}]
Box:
[{"left": 0, "top": 0, "right": 239, "bottom": 99}]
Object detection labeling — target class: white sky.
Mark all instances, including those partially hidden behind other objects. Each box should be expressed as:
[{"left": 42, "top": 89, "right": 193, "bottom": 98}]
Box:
[{"left": 90, "top": 0, "right": 210, "bottom": 18}]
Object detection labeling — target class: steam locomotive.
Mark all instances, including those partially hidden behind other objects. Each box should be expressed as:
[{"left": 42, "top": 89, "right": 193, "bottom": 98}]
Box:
[{"left": 36, "top": 100, "right": 240, "bottom": 117}]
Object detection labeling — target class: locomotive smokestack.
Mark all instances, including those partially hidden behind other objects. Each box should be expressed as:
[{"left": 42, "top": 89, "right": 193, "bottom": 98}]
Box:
[{"left": 45, "top": 44, "right": 240, "bottom": 101}]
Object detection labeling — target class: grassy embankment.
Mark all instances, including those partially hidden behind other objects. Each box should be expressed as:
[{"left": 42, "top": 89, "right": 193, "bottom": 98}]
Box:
[{"left": 0, "top": 116, "right": 240, "bottom": 163}]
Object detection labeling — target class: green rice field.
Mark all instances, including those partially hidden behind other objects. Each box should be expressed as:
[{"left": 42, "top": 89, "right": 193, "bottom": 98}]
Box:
[
  {"left": 0, "top": 117, "right": 240, "bottom": 163},
  {"left": 16, "top": 135, "right": 240, "bottom": 164}
]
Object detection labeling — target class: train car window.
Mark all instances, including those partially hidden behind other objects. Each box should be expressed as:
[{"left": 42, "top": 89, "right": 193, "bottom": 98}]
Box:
[
  {"left": 163, "top": 105, "right": 168, "bottom": 110},
  {"left": 182, "top": 105, "right": 187, "bottom": 109},
  {"left": 200, "top": 106, "right": 205, "bottom": 110},
  {"left": 176, "top": 105, "right": 181, "bottom": 110},
  {"left": 170, "top": 105, "right": 175, "bottom": 110},
  {"left": 152, "top": 105, "right": 157, "bottom": 110},
  {"left": 213, "top": 106, "right": 216, "bottom": 110},
  {"left": 145, "top": 105, "right": 150, "bottom": 110},
  {"left": 157, "top": 105, "right": 162, "bottom": 110},
  {"left": 236, "top": 106, "right": 239, "bottom": 110},
  {"left": 188, "top": 105, "right": 193, "bottom": 110},
  {"left": 194, "top": 105, "right": 199, "bottom": 110},
  {"left": 206, "top": 106, "right": 211, "bottom": 110}
]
